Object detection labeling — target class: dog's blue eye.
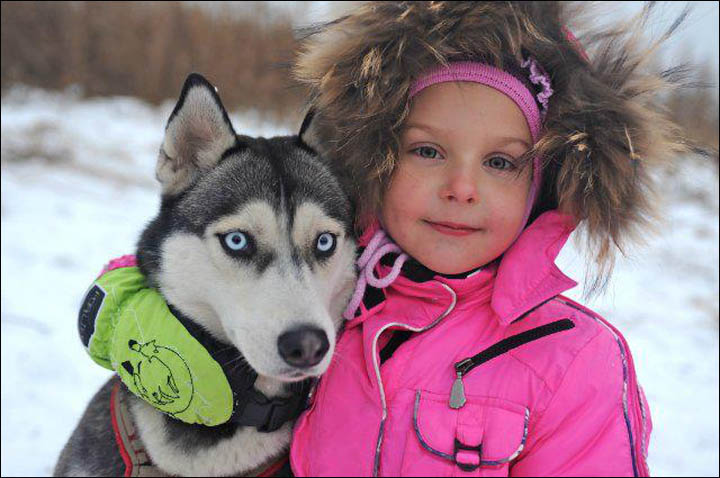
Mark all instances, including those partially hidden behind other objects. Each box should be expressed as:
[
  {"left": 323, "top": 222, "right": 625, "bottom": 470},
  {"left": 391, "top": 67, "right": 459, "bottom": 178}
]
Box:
[
  {"left": 224, "top": 232, "right": 248, "bottom": 251},
  {"left": 316, "top": 233, "right": 336, "bottom": 255},
  {"left": 218, "top": 231, "right": 255, "bottom": 258}
]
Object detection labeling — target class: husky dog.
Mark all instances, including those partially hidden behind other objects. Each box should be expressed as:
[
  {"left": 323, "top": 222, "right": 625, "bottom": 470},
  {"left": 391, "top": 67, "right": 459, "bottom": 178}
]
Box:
[{"left": 54, "top": 74, "right": 357, "bottom": 476}]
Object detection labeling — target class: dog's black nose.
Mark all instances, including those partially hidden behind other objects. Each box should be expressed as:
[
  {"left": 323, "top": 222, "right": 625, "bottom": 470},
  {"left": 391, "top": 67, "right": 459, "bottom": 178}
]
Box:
[{"left": 277, "top": 327, "right": 329, "bottom": 368}]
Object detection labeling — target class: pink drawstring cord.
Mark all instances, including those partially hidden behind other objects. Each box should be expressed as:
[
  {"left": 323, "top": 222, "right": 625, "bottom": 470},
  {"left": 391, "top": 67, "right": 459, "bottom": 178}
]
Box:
[{"left": 343, "top": 229, "right": 409, "bottom": 320}]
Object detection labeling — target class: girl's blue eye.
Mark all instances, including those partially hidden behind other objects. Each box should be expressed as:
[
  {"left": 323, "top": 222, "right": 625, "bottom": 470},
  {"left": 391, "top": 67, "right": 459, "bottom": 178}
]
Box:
[
  {"left": 487, "top": 156, "right": 515, "bottom": 170},
  {"left": 316, "top": 232, "right": 337, "bottom": 256},
  {"left": 223, "top": 231, "right": 249, "bottom": 251},
  {"left": 412, "top": 146, "right": 440, "bottom": 159}
]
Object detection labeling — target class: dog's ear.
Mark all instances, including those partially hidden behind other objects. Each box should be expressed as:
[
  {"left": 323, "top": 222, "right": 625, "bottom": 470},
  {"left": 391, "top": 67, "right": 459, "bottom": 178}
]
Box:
[
  {"left": 297, "top": 107, "right": 321, "bottom": 154},
  {"left": 157, "top": 73, "right": 238, "bottom": 196}
]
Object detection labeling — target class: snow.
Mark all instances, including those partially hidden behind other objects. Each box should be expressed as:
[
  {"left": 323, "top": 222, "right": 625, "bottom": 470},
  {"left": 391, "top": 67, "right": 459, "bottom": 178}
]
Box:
[{"left": 1, "top": 87, "right": 718, "bottom": 477}]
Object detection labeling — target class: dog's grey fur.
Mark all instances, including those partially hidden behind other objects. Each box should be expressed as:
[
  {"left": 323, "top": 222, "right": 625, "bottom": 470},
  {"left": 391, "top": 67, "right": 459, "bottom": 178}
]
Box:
[{"left": 54, "top": 74, "right": 356, "bottom": 476}]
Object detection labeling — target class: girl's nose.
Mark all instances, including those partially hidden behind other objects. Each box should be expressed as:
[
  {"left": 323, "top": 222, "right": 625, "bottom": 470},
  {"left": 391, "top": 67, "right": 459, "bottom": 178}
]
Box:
[{"left": 440, "top": 169, "right": 478, "bottom": 204}]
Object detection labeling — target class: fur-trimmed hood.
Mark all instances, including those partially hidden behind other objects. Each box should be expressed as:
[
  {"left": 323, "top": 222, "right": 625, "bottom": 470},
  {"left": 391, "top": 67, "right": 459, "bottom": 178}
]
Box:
[{"left": 293, "top": 1, "right": 690, "bottom": 291}]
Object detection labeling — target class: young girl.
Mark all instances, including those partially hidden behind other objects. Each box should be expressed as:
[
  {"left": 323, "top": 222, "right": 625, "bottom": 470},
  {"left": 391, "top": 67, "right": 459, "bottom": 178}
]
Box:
[
  {"left": 287, "top": 2, "right": 687, "bottom": 476},
  {"left": 81, "top": 2, "right": 689, "bottom": 476}
]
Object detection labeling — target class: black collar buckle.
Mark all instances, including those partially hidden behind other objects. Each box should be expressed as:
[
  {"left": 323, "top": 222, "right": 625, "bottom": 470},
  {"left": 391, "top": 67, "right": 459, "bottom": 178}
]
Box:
[{"left": 231, "top": 381, "right": 312, "bottom": 433}]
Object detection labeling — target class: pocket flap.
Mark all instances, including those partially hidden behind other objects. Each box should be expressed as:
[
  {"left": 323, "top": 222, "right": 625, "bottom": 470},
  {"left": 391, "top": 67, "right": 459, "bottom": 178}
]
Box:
[{"left": 414, "top": 391, "right": 529, "bottom": 466}]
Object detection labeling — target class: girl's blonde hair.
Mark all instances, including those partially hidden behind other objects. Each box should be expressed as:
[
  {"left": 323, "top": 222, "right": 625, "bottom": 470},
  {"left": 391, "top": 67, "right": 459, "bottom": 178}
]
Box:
[{"left": 294, "top": 1, "right": 695, "bottom": 295}]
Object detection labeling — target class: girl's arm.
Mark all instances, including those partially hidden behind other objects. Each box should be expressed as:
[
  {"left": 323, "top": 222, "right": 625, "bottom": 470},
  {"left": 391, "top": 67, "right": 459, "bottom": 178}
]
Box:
[{"left": 510, "top": 328, "right": 652, "bottom": 477}]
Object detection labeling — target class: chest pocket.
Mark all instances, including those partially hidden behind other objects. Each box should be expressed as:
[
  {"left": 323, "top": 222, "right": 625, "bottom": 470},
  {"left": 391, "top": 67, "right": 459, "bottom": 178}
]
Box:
[{"left": 401, "top": 390, "right": 529, "bottom": 477}]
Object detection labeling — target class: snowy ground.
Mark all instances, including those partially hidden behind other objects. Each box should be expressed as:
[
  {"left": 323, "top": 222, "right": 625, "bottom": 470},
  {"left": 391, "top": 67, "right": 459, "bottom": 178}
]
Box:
[{"left": 1, "top": 87, "right": 718, "bottom": 477}]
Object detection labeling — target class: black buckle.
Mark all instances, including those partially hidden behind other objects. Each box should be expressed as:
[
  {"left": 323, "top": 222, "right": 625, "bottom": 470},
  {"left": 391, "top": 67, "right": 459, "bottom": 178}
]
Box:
[
  {"left": 236, "top": 391, "right": 305, "bottom": 433},
  {"left": 454, "top": 438, "right": 482, "bottom": 472},
  {"left": 256, "top": 395, "right": 297, "bottom": 433}
]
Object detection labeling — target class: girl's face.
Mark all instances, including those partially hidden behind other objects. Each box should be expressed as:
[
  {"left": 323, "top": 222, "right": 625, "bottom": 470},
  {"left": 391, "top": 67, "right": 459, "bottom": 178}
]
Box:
[{"left": 381, "top": 82, "right": 533, "bottom": 274}]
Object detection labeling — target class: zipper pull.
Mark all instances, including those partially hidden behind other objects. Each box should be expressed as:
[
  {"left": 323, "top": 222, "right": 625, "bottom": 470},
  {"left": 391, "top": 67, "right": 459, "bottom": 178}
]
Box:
[
  {"left": 449, "top": 370, "right": 466, "bottom": 409},
  {"left": 449, "top": 358, "right": 472, "bottom": 409}
]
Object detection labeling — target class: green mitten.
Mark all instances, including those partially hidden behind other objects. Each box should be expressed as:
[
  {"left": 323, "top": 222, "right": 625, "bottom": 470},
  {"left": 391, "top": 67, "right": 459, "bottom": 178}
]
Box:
[{"left": 78, "top": 258, "right": 234, "bottom": 426}]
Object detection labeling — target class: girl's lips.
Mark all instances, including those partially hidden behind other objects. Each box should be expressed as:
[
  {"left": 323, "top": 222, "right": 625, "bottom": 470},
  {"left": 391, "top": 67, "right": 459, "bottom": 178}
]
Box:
[{"left": 424, "top": 220, "right": 481, "bottom": 237}]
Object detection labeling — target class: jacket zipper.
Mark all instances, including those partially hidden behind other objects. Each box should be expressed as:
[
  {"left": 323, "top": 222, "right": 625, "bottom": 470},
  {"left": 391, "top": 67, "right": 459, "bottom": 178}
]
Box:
[
  {"left": 371, "top": 281, "right": 458, "bottom": 476},
  {"left": 450, "top": 318, "right": 575, "bottom": 409}
]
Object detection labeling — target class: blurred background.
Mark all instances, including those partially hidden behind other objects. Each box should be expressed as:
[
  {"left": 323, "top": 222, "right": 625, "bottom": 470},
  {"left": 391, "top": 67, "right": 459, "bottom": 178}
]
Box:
[{"left": 1, "top": 1, "right": 718, "bottom": 476}]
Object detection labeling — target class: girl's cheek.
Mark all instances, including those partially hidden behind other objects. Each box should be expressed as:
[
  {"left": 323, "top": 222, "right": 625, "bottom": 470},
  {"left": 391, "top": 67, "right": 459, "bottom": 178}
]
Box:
[
  {"left": 484, "top": 195, "right": 525, "bottom": 231},
  {"left": 394, "top": 158, "right": 424, "bottom": 184},
  {"left": 382, "top": 173, "right": 415, "bottom": 227},
  {"left": 387, "top": 163, "right": 429, "bottom": 206}
]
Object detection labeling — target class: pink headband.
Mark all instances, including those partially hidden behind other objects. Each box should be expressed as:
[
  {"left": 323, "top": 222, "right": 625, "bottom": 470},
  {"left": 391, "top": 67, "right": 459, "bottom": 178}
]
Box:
[{"left": 408, "top": 60, "right": 553, "bottom": 235}]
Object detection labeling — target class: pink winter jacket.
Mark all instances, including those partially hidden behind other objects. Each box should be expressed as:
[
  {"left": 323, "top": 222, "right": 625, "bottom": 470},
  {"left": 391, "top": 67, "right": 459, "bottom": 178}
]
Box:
[{"left": 290, "top": 210, "right": 652, "bottom": 477}]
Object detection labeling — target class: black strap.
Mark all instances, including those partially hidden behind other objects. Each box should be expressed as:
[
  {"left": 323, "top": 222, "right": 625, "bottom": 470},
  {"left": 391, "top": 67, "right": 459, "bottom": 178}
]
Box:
[
  {"left": 233, "top": 385, "right": 311, "bottom": 432},
  {"left": 169, "top": 304, "right": 311, "bottom": 432},
  {"left": 455, "top": 319, "right": 575, "bottom": 375}
]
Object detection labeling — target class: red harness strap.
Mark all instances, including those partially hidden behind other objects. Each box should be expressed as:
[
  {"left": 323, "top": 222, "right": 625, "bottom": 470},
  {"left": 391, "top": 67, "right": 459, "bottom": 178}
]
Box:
[
  {"left": 110, "top": 381, "right": 134, "bottom": 476},
  {"left": 257, "top": 455, "right": 289, "bottom": 477},
  {"left": 110, "top": 379, "right": 160, "bottom": 477},
  {"left": 110, "top": 379, "right": 290, "bottom": 477}
]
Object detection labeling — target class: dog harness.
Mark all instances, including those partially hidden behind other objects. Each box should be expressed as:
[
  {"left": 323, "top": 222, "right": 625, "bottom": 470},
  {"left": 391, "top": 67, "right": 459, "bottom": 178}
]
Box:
[{"left": 109, "top": 378, "right": 290, "bottom": 477}]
